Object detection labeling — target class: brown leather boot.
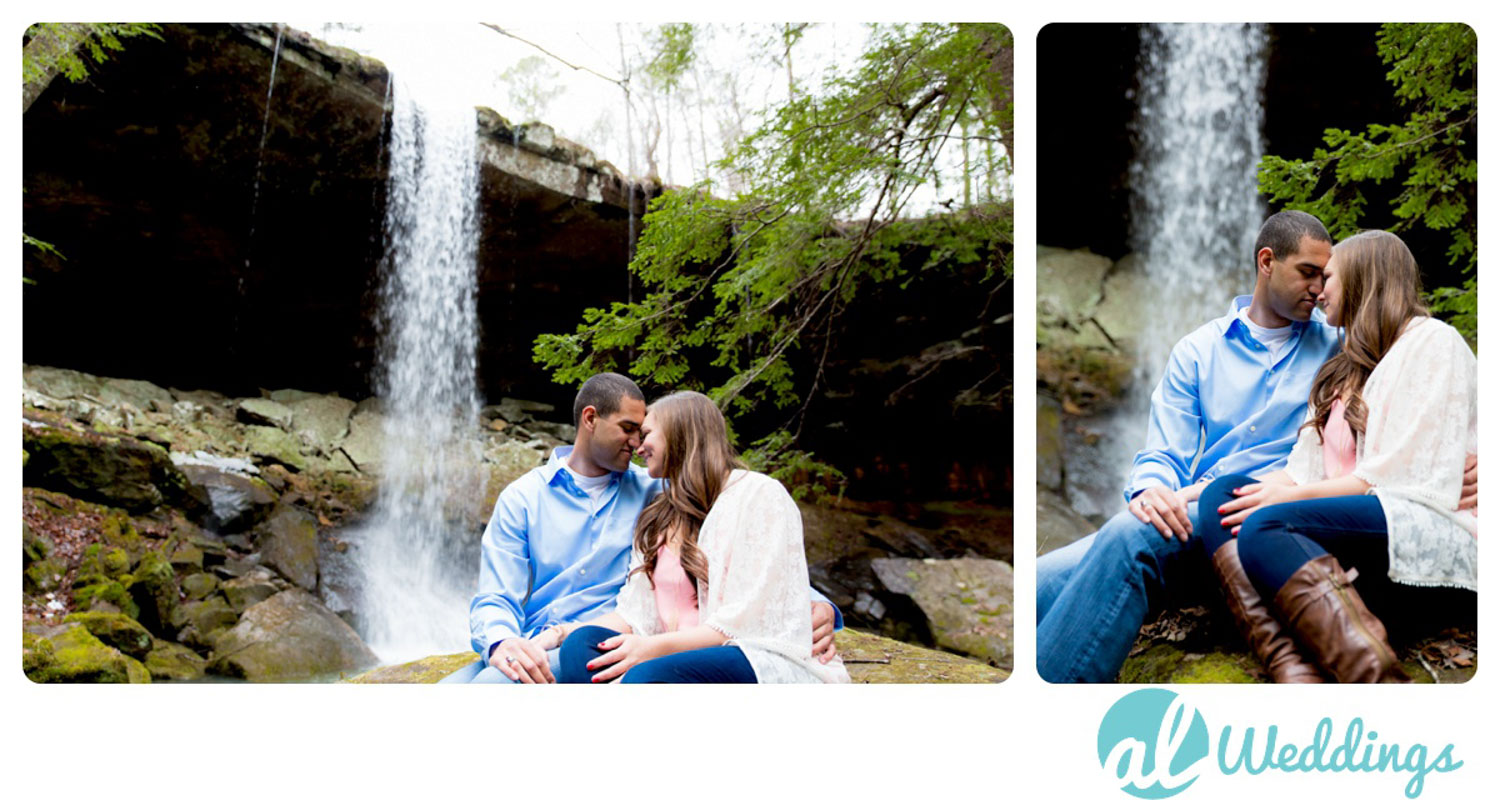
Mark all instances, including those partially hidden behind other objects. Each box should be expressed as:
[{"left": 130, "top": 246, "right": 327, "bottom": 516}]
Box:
[
  {"left": 1211, "top": 540, "right": 1323, "bottom": 683},
  {"left": 1273, "top": 554, "right": 1411, "bottom": 683}
]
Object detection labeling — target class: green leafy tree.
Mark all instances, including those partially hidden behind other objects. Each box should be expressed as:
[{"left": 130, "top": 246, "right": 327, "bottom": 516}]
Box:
[
  {"left": 535, "top": 23, "right": 1013, "bottom": 493},
  {"left": 1258, "top": 23, "right": 1477, "bottom": 340}
]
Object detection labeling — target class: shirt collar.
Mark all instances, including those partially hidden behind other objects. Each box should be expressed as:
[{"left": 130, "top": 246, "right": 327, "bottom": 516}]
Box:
[
  {"left": 544, "top": 446, "right": 623, "bottom": 494},
  {"left": 1220, "top": 295, "right": 1325, "bottom": 339}
]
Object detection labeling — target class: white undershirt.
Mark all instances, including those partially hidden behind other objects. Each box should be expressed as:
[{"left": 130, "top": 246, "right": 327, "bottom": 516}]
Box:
[
  {"left": 1238, "top": 307, "right": 1298, "bottom": 363},
  {"left": 563, "top": 465, "right": 613, "bottom": 512}
]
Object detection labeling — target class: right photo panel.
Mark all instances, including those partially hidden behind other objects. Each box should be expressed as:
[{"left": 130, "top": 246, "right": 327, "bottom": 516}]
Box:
[{"left": 1035, "top": 22, "right": 1477, "bottom": 684}]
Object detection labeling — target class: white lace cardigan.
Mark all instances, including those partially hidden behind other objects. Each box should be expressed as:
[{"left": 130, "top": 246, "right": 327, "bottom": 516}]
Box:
[
  {"left": 1284, "top": 316, "right": 1477, "bottom": 590},
  {"left": 613, "top": 469, "right": 850, "bottom": 683}
]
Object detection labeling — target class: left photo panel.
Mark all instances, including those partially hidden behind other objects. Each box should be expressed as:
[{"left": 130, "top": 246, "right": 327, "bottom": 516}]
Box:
[{"left": 21, "top": 22, "right": 1013, "bottom": 683}]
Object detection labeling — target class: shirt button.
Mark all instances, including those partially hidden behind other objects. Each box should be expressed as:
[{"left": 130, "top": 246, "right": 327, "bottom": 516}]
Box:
[
  {"left": 1250, "top": 425, "right": 1257, "bottom": 432},
  {"left": 578, "top": 569, "right": 586, "bottom": 576}
]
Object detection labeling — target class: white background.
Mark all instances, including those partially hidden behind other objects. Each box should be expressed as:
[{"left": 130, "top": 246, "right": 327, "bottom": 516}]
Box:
[{"left": 7, "top": 2, "right": 1492, "bottom": 798}]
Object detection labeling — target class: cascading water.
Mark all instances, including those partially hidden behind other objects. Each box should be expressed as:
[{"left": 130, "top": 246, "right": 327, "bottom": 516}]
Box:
[
  {"left": 354, "top": 40, "right": 484, "bottom": 663},
  {"left": 1067, "top": 23, "right": 1268, "bottom": 516}
]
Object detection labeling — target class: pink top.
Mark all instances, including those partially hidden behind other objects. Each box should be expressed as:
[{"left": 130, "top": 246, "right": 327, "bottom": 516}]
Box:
[
  {"left": 652, "top": 545, "right": 699, "bottom": 632},
  {"left": 1321, "top": 398, "right": 1358, "bottom": 479}
]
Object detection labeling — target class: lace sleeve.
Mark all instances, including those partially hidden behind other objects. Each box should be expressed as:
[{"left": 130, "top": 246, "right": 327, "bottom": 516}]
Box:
[
  {"left": 700, "top": 475, "right": 811, "bottom": 646},
  {"left": 1353, "top": 318, "right": 1476, "bottom": 508},
  {"left": 611, "top": 547, "right": 660, "bottom": 636},
  {"left": 1283, "top": 411, "right": 1324, "bottom": 485}
]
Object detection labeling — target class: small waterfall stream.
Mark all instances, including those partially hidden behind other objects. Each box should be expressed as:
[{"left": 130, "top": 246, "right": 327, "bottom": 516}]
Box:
[
  {"left": 353, "top": 37, "right": 484, "bottom": 663},
  {"left": 245, "top": 26, "right": 284, "bottom": 271},
  {"left": 1066, "top": 23, "right": 1269, "bottom": 517}
]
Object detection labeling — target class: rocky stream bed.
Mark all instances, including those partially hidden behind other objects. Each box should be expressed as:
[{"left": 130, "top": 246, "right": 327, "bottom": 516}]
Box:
[{"left": 21, "top": 364, "right": 1011, "bottom": 684}]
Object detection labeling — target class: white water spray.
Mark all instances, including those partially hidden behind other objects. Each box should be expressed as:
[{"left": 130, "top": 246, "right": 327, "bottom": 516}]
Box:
[
  {"left": 1069, "top": 24, "right": 1268, "bottom": 516},
  {"left": 354, "top": 30, "right": 484, "bottom": 663}
]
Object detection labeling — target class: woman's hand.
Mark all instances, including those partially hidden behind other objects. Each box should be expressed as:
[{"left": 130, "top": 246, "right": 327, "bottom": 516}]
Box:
[
  {"left": 585, "top": 633, "right": 664, "bottom": 683},
  {"left": 1216, "top": 482, "right": 1302, "bottom": 534}
]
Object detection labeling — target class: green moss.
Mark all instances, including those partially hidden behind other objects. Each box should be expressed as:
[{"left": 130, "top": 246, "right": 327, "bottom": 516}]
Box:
[
  {"left": 1120, "top": 643, "right": 1262, "bottom": 684},
  {"left": 62, "top": 610, "right": 153, "bottom": 659},
  {"left": 102, "top": 546, "right": 131, "bottom": 576},
  {"left": 127, "top": 550, "right": 178, "bottom": 635},
  {"left": 1175, "top": 653, "right": 1258, "bottom": 684},
  {"left": 72, "top": 579, "right": 141, "bottom": 619},
  {"left": 144, "top": 640, "right": 207, "bottom": 681},
  {"left": 23, "top": 632, "right": 56, "bottom": 674},
  {"left": 25, "top": 624, "right": 150, "bottom": 683}
]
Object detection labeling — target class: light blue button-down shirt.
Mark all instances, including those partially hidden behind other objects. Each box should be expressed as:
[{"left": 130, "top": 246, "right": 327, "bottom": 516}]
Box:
[
  {"left": 1124, "top": 296, "right": 1341, "bottom": 503},
  {"left": 468, "top": 447, "right": 842, "bottom": 657}
]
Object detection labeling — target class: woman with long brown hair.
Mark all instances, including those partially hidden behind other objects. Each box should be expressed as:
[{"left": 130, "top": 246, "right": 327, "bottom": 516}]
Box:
[
  {"left": 532, "top": 390, "right": 849, "bottom": 683},
  {"left": 1194, "top": 229, "right": 1477, "bottom": 682}
]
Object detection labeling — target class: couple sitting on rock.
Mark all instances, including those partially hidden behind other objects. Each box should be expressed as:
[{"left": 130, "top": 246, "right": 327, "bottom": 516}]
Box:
[
  {"left": 441, "top": 373, "right": 849, "bottom": 684},
  {"left": 1038, "top": 211, "right": 1478, "bottom": 683}
]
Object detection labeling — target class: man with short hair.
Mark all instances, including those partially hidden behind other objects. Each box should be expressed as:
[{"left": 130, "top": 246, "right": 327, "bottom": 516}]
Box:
[{"left": 442, "top": 372, "right": 842, "bottom": 683}]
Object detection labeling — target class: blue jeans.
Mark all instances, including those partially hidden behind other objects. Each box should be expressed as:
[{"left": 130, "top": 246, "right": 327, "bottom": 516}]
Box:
[
  {"left": 557, "top": 625, "right": 757, "bottom": 684},
  {"left": 1037, "top": 532, "right": 1095, "bottom": 621},
  {"left": 1036, "top": 505, "right": 1209, "bottom": 682},
  {"left": 438, "top": 647, "right": 563, "bottom": 684},
  {"left": 1196, "top": 474, "right": 1391, "bottom": 600}
]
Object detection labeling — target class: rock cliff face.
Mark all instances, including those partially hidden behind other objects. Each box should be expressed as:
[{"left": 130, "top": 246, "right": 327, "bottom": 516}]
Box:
[{"left": 22, "top": 23, "right": 650, "bottom": 411}]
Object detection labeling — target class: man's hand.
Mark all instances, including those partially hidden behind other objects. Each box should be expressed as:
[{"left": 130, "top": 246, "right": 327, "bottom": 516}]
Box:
[
  {"left": 1128, "top": 485, "right": 1194, "bottom": 542},
  {"left": 1216, "top": 482, "right": 1301, "bottom": 534},
  {"left": 1459, "top": 452, "right": 1478, "bottom": 511},
  {"left": 489, "top": 636, "right": 555, "bottom": 684},
  {"left": 810, "top": 601, "right": 837, "bottom": 664},
  {"left": 586, "top": 633, "right": 663, "bottom": 683}
]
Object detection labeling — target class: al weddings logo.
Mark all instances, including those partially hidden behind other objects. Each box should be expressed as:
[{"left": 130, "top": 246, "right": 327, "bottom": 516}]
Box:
[{"left": 1096, "top": 689, "right": 1463, "bottom": 799}]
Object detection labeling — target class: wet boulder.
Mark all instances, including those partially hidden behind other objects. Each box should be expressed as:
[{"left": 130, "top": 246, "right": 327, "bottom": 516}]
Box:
[
  {"left": 871, "top": 557, "right": 1014, "bottom": 671},
  {"left": 255, "top": 504, "right": 320, "bottom": 591},
  {"left": 174, "top": 459, "right": 278, "bottom": 532},
  {"left": 22, "top": 415, "right": 189, "bottom": 512},
  {"left": 236, "top": 397, "right": 294, "bottom": 429},
  {"left": 144, "top": 639, "right": 208, "bottom": 681},
  {"left": 209, "top": 589, "right": 378, "bottom": 681}
]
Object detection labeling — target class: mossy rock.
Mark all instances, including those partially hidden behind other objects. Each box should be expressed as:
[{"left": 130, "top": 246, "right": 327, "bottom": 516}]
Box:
[
  {"left": 23, "top": 632, "right": 56, "bottom": 674},
  {"left": 243, "top": 425, "right": 308, "bottom": 472},
  {"left": 209, "top": 589, "right": 377, "bottom": 681},
  {"left": 837, "top": 628, "right": 1007, "bottom": 683},
  {"left": 171, "top": 596, "right": 240, "bottom": 650},
  {"left": 221, "top": 572, "right": 279, "bottom": 613},
  {"left": 24, "top": 623, "right": 151, "bottom": 683},
  {"left": 169, "top": 541, "right": 205, "bottom": 573},
  {"left": 22, "top": 419, "right": 187, "bottom": 512},
  {"left": 128, "top": 550, "right": 179, "bottom": 635},
  {"left": 145, "top": 640, "right": 208, "bottom": 681},
  {"left": 73, "top": 579, "right": 141, "bottom": 619},
  {"left": 347, "top": 652, "right": 480, "bottom": 684},
  {"left": 255, "top": 504, "right": 319, "bottom": 591},
  {"left": 23, "top": 521, "right": 52, "bottom": 563},
  {"left": 103, "top": 546, "right": 132, "bottom": 577},
  {"left": 1119, "top": 643, "right": 1259, "bottom": 684},
  {"left": 62, "top": 611, "right": 154, "bottom": 660},
  {"left": 181, "top": 572, "right": 221, "bottom": 601},
  {"left": 24, "top": 557, "right": 67, "bottom": 594}
]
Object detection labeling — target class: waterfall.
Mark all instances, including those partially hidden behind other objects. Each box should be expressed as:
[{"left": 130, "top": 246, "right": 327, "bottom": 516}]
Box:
[
  {"left": 1068, "top": 23, "right": 1268, "bottom": 517},
  {"left": 355, "top": 43, "right": 484, "bottom": 663},
  {"left": 245, "top": 26, "right": 284, "bottom": 270}
]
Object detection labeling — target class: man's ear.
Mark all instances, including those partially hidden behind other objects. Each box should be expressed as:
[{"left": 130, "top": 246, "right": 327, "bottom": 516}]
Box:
[
  {"left": 579, "top": 405, "right": 598, "bottom": 431},
  {"left": 1255, "top": 246, "right": 1276, "bottom": 277}
]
